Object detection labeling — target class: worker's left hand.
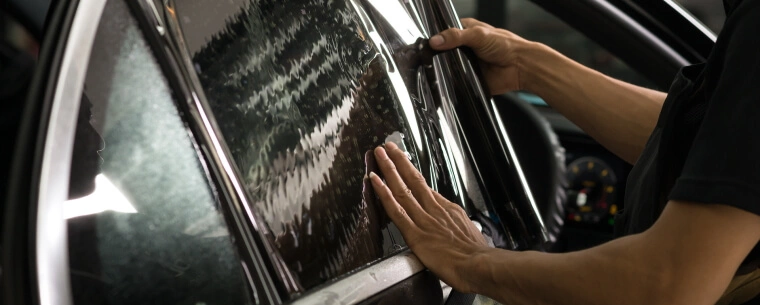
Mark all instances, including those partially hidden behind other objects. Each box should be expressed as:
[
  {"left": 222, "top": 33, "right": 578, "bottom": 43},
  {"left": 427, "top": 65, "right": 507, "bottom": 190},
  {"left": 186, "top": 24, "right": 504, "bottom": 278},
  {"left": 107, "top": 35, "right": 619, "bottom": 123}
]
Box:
[{"left": 368, "top": 142, "right": 490, "bottom": 293}]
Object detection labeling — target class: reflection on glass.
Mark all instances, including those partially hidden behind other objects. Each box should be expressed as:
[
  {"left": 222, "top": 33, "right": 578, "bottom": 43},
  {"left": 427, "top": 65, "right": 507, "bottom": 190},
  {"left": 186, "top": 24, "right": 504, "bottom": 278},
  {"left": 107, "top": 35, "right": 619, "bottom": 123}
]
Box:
[
  {"left": 180, "top": 0, "right": 417, "bottom": 290},
  {"left": 65, "top": 174, "right": 136, "bottom": 219},
  {"left": 66, "top": 1, "right": 252, "bottom": 304},
  {"left": 437, "top": 108, "right": 467, "bottom": 195},
  {"left": 673, "top": 0, "right": 725, "bottom": 34},
  {"left": 366, "top": 0, "right": 423, "bottom": 44}
]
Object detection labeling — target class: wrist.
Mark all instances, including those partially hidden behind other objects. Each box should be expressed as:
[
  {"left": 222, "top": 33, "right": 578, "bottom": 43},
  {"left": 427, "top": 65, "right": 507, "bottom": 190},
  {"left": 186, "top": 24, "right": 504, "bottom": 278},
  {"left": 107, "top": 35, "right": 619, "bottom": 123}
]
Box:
[
  {"left": 517, "top": 41, "right": 579, "bottom": 100},
  {"left": 460, "top": 247, "right": 501, "bottom": 295},
  {"left": 516, "top": 41, "right": 553, "bottom": 94}
]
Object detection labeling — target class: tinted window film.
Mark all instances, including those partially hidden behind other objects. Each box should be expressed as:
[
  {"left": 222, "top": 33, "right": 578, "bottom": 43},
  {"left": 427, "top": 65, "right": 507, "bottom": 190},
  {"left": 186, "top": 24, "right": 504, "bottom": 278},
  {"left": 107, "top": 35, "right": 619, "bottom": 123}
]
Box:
[
  {"left": 175, "top": 0, "right": 410, "bottom": 290},
  {"left": 66, "top": 1, "right": 252, "bottom": 304}
]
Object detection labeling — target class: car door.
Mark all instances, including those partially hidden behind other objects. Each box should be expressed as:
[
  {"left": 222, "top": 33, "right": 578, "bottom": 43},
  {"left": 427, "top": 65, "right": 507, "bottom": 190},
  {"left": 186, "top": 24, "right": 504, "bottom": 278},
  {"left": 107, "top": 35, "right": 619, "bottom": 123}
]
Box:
[
  {"left": 3, "top": 0, "right": 545, "bottom": 304},
  {"left": 156, "top": 0, "right": 546, "bottom": 302},
  {"left": 4, "top": 0, "right": 714, "bottom": 305},
  {"left": 4, "top": 0, "right": 271, "bottom": 304}
]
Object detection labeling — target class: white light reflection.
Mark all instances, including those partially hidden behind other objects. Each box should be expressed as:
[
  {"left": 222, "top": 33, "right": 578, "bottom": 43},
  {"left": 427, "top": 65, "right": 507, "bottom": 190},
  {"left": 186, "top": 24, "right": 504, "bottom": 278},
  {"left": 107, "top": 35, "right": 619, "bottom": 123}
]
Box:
[
  {"left": 437, "top": 108, "right": 469, "bottom": 187},
  {"left": 348, "top": 0, "right": 423, "bottom": 151},
  {"left": 64, "top": 174, "right": 136, "bottom": 219},
  {"left": 366, "top": 0, "right": 424, "bottom": 44}
]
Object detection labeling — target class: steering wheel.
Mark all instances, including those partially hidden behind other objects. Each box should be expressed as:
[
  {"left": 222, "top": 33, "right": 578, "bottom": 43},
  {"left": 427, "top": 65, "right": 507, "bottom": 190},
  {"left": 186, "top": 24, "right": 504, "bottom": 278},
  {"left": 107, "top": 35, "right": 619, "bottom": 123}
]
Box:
[{"left": 494, "top": 93, "right": 568, "bottom": 248}]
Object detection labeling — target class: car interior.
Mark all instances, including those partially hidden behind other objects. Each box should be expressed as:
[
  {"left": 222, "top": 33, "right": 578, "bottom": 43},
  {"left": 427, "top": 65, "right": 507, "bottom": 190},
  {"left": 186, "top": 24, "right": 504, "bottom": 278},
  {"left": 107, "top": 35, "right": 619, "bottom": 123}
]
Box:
[{"left": 453, "top": 0, "right": 656, "bottom": 252}]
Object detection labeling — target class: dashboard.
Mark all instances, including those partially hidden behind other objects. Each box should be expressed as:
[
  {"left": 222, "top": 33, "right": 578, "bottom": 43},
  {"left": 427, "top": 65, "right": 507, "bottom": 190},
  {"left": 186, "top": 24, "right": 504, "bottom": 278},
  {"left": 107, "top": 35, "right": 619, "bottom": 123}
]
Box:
[{"left": 534, "top": 105, "right": 632, "bottom": 252}]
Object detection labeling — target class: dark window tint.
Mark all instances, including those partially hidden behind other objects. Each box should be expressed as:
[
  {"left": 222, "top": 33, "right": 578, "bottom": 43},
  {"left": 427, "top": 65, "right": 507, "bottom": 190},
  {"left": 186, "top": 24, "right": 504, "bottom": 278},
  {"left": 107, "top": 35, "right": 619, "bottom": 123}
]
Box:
[
  {"left": 66, "top": 1, "right": 251, "bottom": 304},
  {"left": 175, "top": 0, "right": 410, "bottom": 291}
]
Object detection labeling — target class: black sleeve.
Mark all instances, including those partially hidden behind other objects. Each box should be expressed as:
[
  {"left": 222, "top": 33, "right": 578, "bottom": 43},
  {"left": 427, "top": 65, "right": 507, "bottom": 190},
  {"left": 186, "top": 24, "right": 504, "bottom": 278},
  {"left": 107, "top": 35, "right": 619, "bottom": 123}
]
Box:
[{"left": 668, "top": 1, "right": 760, "bottom": 215}]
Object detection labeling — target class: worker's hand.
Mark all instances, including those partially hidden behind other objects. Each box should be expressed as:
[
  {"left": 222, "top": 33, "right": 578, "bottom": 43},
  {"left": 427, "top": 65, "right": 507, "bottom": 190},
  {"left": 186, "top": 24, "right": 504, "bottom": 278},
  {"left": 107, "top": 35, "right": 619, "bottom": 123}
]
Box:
[
  {"left": 429, "top": 18, "right": 535, "bottom": 95},
  {"left": 368, "top": 142, "right": 490, "bottom": 293}
]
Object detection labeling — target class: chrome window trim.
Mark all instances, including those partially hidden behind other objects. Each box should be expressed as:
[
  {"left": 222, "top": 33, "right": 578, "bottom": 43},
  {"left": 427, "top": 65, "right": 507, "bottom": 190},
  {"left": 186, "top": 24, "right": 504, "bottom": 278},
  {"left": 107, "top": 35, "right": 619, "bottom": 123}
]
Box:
[
  {"left": 36, "top": 0, "right": 107, "bottom": 304},
  {"left": 290, "top": 251, "right": 425, "bottom": 305},
  {"left": 663, "top": 0, "right": 718, "bottom": 42}
]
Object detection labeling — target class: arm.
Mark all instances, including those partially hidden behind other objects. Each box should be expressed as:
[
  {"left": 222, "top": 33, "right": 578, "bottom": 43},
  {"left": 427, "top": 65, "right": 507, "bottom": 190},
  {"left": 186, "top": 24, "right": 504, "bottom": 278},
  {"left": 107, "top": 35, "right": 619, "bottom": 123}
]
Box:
[
  {"left": 431, "top": 19, "right": 666, "bottom": 164},
  {"left": 369, "top": 142, "right": 760, "bottom": 305},
  {"left": 468, "top": 200, "right": 760, "bottom": 305}
]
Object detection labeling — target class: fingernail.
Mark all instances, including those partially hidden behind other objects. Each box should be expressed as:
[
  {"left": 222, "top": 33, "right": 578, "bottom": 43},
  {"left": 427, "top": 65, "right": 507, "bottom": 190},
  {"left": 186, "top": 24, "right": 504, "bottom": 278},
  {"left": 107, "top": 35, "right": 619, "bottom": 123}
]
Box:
[
  {"left": 385, "top": 141, "right": 398, "bottom": 150},
  {"left": 429, "top": 35, "right": 444, "bottom": 47},
  {"left": 369, "top": 172, "right": 384, "bottom": 184},
  {"left": 375, "top": 146, "right": 389, "bottom": 159}
]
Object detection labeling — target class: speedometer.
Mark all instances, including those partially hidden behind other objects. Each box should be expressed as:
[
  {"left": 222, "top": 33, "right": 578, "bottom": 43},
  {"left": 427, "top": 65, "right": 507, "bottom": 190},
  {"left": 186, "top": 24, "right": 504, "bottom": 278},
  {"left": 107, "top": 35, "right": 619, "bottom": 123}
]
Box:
[{"left": 566, "top": 157, "right": 618, "bottom": 226}]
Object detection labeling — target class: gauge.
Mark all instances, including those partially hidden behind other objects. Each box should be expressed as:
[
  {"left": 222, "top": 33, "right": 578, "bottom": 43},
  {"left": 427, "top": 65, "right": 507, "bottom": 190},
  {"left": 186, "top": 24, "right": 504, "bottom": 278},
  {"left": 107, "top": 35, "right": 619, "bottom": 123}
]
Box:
[{"left": 566, "top": 157, "right": 618, "bottom": 226}]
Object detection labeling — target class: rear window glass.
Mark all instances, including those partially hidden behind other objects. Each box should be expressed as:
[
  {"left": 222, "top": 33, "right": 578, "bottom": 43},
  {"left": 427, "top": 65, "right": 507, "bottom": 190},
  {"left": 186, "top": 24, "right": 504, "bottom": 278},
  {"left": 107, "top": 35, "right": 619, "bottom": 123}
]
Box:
[{"left": 66, "top": 1, "right": 251, "bottom": 304}]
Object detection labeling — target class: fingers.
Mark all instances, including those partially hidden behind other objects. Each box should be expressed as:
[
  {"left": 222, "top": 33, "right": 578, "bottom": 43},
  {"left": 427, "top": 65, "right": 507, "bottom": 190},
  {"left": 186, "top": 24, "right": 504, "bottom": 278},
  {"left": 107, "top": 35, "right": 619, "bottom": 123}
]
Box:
[
  {"left": 369, "top": 172, "right": 417, "bottom": 234},
  {"left": 382, "top": 142, "right": 441, "bottom": 212},
  {"left": 429, "top": 20, "right": 493, "bottom": 51},
  {"left": 373, "top": 146, "right": 432, "bottom": 222}
]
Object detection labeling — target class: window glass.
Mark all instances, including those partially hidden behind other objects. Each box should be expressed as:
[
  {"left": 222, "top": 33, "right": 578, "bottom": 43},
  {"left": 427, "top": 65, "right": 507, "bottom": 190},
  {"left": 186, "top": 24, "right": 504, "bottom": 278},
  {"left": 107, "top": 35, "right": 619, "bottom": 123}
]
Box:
[
  {"left": 675, "top": 0, "right": 725, "bottom": 34},
  {"left": 66, "top": 1, "right": 252, "bottom": 304},
  {"left": 175, "top": 0, "right": 409, "bottom": 291},
  {"left": 452, "top": 0, "right": 655, "bottom": 106}
]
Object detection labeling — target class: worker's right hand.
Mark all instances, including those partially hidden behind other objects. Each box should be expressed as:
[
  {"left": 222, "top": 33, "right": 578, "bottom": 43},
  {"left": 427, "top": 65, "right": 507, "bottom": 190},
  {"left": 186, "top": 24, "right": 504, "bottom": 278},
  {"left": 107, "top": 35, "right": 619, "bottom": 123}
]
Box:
[
  {"left": 368, "top": 142, "right": 491, "bottom": 294},
  {"left": 429, "top": 18, "right": 536, "bottom": 95}
]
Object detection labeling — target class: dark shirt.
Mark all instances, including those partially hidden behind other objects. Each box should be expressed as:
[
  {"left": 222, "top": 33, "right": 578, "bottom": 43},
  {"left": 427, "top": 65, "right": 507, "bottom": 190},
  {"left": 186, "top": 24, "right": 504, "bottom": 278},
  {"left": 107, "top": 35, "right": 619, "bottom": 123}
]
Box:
[{"left": 615, "top": 0, "right": 760, "bottom": 273}]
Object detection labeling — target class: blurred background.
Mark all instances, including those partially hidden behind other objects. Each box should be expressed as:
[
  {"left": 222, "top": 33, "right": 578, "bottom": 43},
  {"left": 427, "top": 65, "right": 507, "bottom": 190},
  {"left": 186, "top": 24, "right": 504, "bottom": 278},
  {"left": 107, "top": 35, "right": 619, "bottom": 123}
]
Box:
[
  {"left": 1, "top": 0, "right": 726, "bottom": 64},
  {"left": 450, "top": 0, "right": 726, "bottom": 97}
]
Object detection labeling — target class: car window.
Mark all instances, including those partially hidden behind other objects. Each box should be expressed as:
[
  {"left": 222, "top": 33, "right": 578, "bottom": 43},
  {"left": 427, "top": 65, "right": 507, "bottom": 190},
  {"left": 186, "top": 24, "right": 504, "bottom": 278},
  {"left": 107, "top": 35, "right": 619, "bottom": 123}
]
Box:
[
  {"left": 452, "top": 0, "right": 655, "bottom": 106},
  {"left": 674, "top": 0, "right": 725, "bottom": 34},
  {"left": 65, "top": 1, "right": 252, "bottom": 304},
  {"left": 174, "top": 0, "right": 410, "bottom": 292}
]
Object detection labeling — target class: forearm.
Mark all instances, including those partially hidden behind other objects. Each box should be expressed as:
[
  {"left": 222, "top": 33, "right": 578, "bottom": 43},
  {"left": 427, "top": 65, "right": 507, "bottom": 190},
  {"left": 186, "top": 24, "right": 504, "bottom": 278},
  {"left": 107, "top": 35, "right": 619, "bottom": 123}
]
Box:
[
  {"left": 466, "top": 234, "right": 672, "bottom": 305},
  {"left": 370, "top": 136, "right": 760, "bottom": 305},
  {"left": 462, "top": 200, "right": 760, "bottom": 305},
  {"left": 519, "top": 42, "right": 666, "bottom": 164}
]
